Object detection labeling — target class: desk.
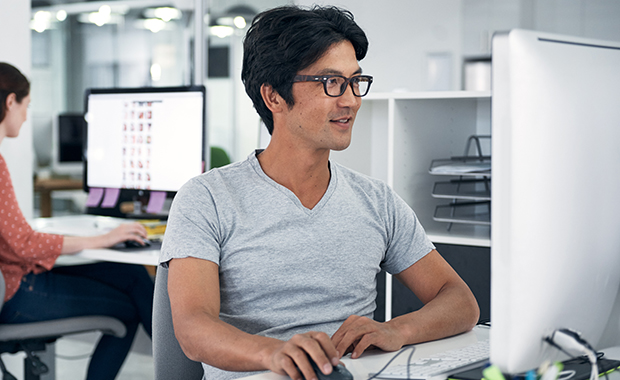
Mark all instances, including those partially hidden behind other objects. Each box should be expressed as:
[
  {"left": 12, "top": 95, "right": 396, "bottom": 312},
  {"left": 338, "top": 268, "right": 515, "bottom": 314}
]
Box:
[
  {"left": 239, "top": 327, "right": 620, "bottom": 380},
  {"left": 240, "top": 327, "right": 490, "bottom": 380},
  {"left": 31, "top": 214, "right": 160, "bottom": 267},
  {"left": 34, "top": 178, "right": 83, "bottom": 218}
]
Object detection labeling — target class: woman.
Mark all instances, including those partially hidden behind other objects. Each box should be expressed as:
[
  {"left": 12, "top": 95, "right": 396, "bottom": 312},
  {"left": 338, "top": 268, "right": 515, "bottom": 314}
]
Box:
[{"left": 0, "top": 62, "right": 154, "bottom": 380}]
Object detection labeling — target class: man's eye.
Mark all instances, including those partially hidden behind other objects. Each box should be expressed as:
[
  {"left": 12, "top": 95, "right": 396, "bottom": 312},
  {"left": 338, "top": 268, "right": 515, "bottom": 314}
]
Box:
[{"left": 326, "top": 78, "right": 340, "bottom": 86}]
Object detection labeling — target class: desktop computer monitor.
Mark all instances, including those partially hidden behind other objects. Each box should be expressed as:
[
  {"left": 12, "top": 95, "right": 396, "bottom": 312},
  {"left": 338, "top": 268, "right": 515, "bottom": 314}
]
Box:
[
  {"left": 84, "top": 86, "right": 206, "bottom": 193},
  {"left": 51, "top": 113, "right": 85, "bottom": 177},
  {"left": 490, "top": 29, "right": 620, "bottom": 375}
]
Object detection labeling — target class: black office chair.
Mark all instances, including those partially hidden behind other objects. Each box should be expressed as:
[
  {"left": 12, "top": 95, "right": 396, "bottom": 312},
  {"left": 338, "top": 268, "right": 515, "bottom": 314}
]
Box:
[
  {"left": 153, "top": 264, "right": 204, "bottom": 380},
  {"left": 0, "top": 272, "right": 126, "bottom": 380}
]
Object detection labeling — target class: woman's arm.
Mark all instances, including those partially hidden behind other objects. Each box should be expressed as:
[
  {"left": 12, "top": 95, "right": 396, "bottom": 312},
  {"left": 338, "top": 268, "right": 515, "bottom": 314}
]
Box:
[{"left": 61, "top": 222, "right": 148, "bottom": 255}]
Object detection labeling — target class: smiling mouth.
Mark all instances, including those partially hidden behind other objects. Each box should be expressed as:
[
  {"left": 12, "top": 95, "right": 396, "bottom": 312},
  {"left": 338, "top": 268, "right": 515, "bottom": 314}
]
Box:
[{"left": 331, "top": 117, "right": 351, "bottom": 124}]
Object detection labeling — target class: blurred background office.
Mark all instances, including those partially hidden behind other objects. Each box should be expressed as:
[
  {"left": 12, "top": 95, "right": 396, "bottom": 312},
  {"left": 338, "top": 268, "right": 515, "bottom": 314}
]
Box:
[
  {"left": 0, "top": 0, "right": 619, "bottom": 378},
  {"left": 1, "top": 0, "right": 619, "bottom": 220}
]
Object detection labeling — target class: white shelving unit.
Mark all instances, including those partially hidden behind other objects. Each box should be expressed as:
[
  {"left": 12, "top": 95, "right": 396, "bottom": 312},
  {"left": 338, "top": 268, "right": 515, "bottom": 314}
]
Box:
[
  {"left": 333, "top": 90, "right": 492, "bottom": 248},
  {"left": 332, "top": 91, "right": 492, "bottom": 320}
]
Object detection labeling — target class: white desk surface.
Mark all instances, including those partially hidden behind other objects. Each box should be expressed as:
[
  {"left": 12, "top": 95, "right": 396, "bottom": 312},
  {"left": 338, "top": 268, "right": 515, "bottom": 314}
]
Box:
[
  {"left": 240, "top": 326, "right": 490, "bottom": 380},
  {"left": 31, "top": 215, "right": 160, "bottom": 266},
  {"left": 31, "top": 218, "right": 620, "bottom": 380}
]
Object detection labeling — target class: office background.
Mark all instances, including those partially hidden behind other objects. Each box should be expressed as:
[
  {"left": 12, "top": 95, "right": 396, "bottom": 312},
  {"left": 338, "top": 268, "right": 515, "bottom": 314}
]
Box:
[
  {"left": 0, "top": 0, "right": 619, "bottom": 377},
  {"left": 2, "top": 0, "right": 620, "bottom": 221}
]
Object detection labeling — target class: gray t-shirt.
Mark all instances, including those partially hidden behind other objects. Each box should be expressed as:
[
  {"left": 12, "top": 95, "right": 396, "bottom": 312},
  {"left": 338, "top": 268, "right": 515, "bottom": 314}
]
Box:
[{"left": 160, "top": 151, "right": 435, "bottom": 379}]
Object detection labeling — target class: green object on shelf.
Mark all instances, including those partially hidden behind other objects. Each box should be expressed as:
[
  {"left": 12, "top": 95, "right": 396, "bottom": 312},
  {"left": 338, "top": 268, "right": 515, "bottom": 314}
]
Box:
[{"left": 210, "top": 146, "right": 231, "bottom": 169}]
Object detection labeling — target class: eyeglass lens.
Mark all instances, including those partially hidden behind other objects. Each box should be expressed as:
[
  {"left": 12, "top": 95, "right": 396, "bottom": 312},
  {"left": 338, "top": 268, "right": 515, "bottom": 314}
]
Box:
[{"left": 325, "top": 77, "right": 371, "bottom": 97}]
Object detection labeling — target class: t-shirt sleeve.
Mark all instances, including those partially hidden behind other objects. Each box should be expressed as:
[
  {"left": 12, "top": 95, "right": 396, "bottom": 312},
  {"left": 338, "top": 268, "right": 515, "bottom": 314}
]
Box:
[
  {"left": 159, "top": 176, "right": 222, "bottom": 266},
  {"left": 380, "top": 187, "right": 435, "bottom": 275}
]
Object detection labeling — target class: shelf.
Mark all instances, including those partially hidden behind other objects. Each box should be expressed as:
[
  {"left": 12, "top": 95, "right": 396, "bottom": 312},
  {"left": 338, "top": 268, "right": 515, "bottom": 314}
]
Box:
[
  {"left": 432, "top": 179, "right": 491, "bottom": 201},
  {"left": 365, "top": 90, "right": 491, "bottom": 101},
  {"left": 332, "top": 91, "right": 492, "bottom": 247},
  {"left": 429, "top": 158, "right": 491, "bottom": 176},
  {"left": 433, "top": 201, "right": 491, "bottom": 225},
  {"left": 426, "top": 223, "right": 490, "bottom": 247}
]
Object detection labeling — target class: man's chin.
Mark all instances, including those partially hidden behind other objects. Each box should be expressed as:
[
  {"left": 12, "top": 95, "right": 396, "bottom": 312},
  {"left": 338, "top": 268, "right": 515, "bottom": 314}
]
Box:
[{"left": 331, "top": 141, "right": 352, "bottom": 152}]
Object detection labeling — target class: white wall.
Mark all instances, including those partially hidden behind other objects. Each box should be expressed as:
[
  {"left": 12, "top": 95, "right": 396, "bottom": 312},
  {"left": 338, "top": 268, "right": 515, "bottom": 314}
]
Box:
[
  {"left": 297, "top": 0, "right": 464, "bottom": 92},
  {"left": 0, "top": 0, "right": 33, "bottom": 219},
  {"left": 462, "top": 0, "right": 620, "bottom": 58}
]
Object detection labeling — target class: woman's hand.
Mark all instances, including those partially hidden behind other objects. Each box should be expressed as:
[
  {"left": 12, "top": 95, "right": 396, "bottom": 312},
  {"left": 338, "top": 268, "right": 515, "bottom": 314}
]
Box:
[
  {"left": 100, "top": 222, "right": 149, "bottom": 248},
  {"left": 61, "top": 222, "right": 148, "bottom": 254}
]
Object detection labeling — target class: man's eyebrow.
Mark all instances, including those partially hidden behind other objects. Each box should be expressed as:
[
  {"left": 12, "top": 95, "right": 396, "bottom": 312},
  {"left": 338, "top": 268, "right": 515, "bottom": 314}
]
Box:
[{"left": 315, "top": 67, "right": 363, "bottom": 76}]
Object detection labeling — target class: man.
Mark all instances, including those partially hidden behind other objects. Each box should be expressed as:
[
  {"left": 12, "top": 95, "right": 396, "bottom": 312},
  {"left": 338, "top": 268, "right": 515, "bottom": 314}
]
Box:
[{"left": 161, "top": 5, "right": 479, "bottom": 380}]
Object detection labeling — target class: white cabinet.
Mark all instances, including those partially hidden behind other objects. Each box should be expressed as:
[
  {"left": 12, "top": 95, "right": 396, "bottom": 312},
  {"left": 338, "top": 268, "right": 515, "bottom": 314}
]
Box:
[{"left": 332, "top": 91, "right": 492, "bottom": 248}]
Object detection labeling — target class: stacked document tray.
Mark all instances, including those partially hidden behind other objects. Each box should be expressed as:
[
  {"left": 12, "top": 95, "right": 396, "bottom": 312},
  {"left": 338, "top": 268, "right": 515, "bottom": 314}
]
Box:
[{"left": 429, "top": 136, "right": 491, "bottom": 229}]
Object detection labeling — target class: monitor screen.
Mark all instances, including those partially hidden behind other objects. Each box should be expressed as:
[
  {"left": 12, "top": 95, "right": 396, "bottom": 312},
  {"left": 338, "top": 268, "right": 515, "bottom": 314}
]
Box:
[
  {"left": 84, "top": 86, "right": 206, "bottom": 193},
  {"left": 52, "top": 113, "right": 85, "bottom": 176},
  {"left": 490, "top": 30, "right": 620, "bottom": 374}
]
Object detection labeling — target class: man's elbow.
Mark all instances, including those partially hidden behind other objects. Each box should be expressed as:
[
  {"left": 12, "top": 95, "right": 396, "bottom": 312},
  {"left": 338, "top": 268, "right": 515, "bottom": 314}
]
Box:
[
  {"left": 461, "top": 291, "right": 481, "bottom": 332},
  {"left": 174, "top": 328, "right": 205, "bottom": 362}
]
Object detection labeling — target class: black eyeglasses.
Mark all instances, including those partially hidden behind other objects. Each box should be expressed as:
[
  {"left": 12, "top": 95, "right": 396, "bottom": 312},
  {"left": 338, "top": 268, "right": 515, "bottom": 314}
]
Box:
[{"left": 293, "top": 74, "right": 374, "bottom": 97}]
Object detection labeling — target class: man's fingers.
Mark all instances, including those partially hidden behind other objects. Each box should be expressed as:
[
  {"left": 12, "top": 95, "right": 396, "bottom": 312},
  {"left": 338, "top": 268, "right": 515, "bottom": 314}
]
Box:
[
  {"left": 350, "top": 333, "right": 376, "bottom": 359},
  {"left": 332, "top": 315, "right": 364, "bottom": 356},
  {"left": 284, "top": 332, "right": 339, "bottom": 378},
  {"left": 279, "top": 355, "right": 304, "bottom": 380}
]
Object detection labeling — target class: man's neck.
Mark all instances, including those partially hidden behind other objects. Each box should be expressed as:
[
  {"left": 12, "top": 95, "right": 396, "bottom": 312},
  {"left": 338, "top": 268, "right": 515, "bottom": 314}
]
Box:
[{"left": 257, "top": 145, "right": 331, "bottom": 210}]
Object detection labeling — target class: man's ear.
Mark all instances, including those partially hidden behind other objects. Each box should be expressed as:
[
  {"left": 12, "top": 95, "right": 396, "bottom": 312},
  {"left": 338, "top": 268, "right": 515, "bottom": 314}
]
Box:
[{"left": 260, "top": 84, "right": 285, "bottom": 113}]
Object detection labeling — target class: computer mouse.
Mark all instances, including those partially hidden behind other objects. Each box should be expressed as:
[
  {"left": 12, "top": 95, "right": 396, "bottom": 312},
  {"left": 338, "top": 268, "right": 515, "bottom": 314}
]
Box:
[
  {"left": 124, "top": 239, "right": 151, "bottom": 248},
  {"left": 300, "top": 357, "right": 353, "bottom": 380}
]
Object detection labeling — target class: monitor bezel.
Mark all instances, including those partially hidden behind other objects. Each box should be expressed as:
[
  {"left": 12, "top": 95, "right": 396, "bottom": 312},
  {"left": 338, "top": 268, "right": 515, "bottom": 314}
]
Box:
[
  {"left": 490, "top": 29, "right": 620, "bottom": 375},
  {"left": 82, "top": 85, "right": 207, "bottom": 197},
  {"left": 51, "top": 112, "right": 85, "bottom": 178}
]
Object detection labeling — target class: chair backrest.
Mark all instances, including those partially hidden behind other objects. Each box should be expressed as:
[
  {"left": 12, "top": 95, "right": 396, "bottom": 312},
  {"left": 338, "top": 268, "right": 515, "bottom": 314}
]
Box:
[
  {"left": 153, "top": 264, "right": 204, "bottom": 380},
  {"left": 0, "top": 270, "right": 126, "bottom": 380},
  {"left": 0, "top": 269, "right": 5, "bottom": 311}
]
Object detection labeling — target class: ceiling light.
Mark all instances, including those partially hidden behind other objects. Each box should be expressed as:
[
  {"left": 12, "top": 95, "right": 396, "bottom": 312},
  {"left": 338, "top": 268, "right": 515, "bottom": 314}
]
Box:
[
  {"left": 233, "top": 16, "right": 246, "bottom": 29},
  {"left": 56, "top": 10, "right": 67, "bottom": 22},
  {"left": 153, "top": 7, "right": 181, "bottom": 22},
  {"left": 144, "top": 18, "right": 166, "bottom": 33},
  {"left": 30, "top": 10, "right": 51, "bottom": 33},
  {"left": 87, "top": 5, "right": 112, "bottom": 26},
  {"left": 210, "top": 25, "right": 233, "bottom": 38}
]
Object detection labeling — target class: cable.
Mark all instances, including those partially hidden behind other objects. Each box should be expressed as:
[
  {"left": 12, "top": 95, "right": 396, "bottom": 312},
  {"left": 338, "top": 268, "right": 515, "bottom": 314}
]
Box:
[
  {"left": 367, "top": 346, "right": 416, "bottom": 380},
  {"left": 544, "top": 329, "right": 598, "bottom": 380}
]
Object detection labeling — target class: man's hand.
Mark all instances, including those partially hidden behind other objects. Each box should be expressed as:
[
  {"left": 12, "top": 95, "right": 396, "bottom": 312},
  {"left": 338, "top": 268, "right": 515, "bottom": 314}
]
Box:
[
  {"left": 331, "top": 315, "right": 405, "bottom": 359},
  {"left": 267, "top": 331, "right": 341, "bottom": 380}
]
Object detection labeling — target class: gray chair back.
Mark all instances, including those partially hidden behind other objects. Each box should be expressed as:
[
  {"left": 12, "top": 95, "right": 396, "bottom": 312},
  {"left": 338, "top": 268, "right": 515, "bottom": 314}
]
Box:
[
  {"left": 0, "top": 270, "right": 126, "bottom": 380},
  {"left": 153, "top": 264, "right": 204, "bottom": 380}
]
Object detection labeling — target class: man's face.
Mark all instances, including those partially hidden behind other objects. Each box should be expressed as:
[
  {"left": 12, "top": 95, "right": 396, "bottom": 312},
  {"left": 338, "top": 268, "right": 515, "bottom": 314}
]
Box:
[{"left": 280, "top": 40, "right": 363, "bottom": 153}]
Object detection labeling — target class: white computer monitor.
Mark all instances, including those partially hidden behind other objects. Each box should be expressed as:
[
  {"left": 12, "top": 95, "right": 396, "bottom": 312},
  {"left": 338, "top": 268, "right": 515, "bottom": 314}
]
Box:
[
  {"left": 51, "top": 113, "right": 85, "bottom": 177},
  {"left": 490, "top": 29, "right": 620, "bottom": 375},
  {"left": 84, "top": 86, "right": 206, "bottom": 193}
]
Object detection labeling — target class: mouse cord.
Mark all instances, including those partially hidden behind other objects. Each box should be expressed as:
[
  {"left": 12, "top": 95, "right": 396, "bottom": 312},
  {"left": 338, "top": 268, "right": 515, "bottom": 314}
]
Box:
[{"left": 367, "top": 345, "right": 416, "bottom": 380}]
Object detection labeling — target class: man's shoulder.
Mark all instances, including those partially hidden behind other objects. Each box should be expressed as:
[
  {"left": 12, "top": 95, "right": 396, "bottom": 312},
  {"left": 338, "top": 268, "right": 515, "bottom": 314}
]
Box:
[
  {"left": 176, "top": 158, "right": 255, "bottom": 200},
  {"left": 191, "top": 156, "right": 254, "bottom": 185},
  {"left": 332, "top": 162, "right": 390, "bottom": 192}
]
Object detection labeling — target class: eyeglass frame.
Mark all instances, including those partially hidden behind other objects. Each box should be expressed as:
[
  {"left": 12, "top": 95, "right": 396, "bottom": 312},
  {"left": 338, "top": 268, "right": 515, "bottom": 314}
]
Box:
[{"left": 292, "top": 74, "right": 374, "bottom": 97}]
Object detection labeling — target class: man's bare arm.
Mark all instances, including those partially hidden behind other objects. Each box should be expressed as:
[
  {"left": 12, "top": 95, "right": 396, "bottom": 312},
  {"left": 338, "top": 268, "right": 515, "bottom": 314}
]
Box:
[
  {"left": 168, "top": 257, "right": 340, "bottom": 380},
  {"left": 331, "top": 249, "right": 480, "bottom": 358}
]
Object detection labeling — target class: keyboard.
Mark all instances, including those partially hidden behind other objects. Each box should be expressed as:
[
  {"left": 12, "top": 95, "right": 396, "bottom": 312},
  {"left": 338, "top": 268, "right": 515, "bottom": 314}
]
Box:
[{"left": 371, "top": 339, "right": 489, "bottom": 380}]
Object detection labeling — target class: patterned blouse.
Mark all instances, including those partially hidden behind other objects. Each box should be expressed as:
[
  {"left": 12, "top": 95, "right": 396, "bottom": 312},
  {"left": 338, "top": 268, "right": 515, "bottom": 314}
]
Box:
[{"left": 0, "top": 153, "right": 63, "bottom": 302}]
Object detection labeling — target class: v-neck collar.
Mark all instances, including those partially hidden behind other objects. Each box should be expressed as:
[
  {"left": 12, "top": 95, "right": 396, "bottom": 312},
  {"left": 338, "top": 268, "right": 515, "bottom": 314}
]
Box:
[{"left": 249, "top": 150, "right": 337, "bottom": 215}]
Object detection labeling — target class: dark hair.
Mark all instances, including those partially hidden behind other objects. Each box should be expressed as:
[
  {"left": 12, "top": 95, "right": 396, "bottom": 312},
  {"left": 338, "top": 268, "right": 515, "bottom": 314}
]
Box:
[
  {"left": 241, "top": 5, "right": 368, "bottom": 135},
  {"left": 0, "top": 62, "right": 30, "bottom": 124}
]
